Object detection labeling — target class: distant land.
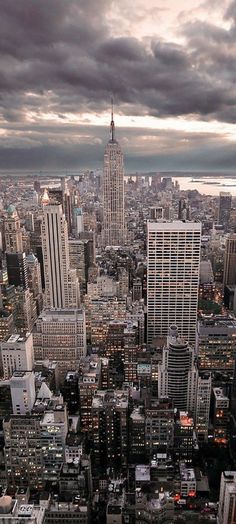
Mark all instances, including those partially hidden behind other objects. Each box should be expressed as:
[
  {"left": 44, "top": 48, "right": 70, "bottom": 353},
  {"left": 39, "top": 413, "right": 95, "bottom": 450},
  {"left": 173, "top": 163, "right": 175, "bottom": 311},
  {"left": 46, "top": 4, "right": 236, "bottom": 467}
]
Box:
[{"left": 0, "top": 169, "right": 236, "bottom": 178}]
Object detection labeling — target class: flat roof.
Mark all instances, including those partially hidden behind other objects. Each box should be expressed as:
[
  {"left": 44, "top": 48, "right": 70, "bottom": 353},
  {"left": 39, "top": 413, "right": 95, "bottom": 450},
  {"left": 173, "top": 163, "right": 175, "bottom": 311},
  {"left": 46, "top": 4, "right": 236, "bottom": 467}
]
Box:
[
  {"left": 148, "top": 220, "right": 201, "bottom": 232},
  {"left": 135, "top": 465, "right": 150, "bottom": 482}
]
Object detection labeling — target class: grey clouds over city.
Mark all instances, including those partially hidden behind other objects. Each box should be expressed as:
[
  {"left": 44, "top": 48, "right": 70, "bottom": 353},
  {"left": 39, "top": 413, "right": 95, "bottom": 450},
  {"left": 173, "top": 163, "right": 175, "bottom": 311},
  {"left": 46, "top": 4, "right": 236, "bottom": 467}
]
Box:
[{"left": 1, "top": 0, "right": 236, "bottom": 171}]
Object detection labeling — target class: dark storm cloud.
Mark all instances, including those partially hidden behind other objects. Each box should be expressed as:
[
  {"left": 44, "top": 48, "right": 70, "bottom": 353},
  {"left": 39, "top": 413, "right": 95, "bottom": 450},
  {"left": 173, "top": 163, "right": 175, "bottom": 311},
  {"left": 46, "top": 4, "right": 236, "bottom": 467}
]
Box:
[
  {"left": 0, "top": 0, "right": 236, "bottom": 169},
  {"left": 0, "top": 0, "right": 235, "bottom": 120}
]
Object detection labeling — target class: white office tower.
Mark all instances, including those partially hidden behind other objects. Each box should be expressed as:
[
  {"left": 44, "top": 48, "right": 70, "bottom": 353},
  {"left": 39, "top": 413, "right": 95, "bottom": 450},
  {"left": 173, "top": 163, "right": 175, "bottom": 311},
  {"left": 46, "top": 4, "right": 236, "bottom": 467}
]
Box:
[
  {"left": 102, "top": 105, "right": 125, "bottom": 246},
  {"left": 41, "top": 203, "right": 80, "bottom": 309},
  {"left": 147, "top": 220, "right": 201, "bottom": 346},
  {"left": 1, "top": 333, "right": 34, "bottom": 379},
  {"left": 195, "top": 372, "right": 212, "bottom": 442},
  {"left": 10, "top": 370, "right": 35, "bottom": 415},
  {"left": 158, "top": 325, "right": 198, "bottom": 413},
  {"left": 218, "top": 471, "right": 236, "bottom": 524}
]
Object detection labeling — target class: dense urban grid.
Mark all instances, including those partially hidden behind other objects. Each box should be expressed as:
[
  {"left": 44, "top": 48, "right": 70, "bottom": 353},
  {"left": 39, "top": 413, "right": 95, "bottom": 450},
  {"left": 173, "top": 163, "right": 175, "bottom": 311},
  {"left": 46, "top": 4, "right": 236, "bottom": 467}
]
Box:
[{"left": 0, "top": 114, "right": 235, "bottom": 523}]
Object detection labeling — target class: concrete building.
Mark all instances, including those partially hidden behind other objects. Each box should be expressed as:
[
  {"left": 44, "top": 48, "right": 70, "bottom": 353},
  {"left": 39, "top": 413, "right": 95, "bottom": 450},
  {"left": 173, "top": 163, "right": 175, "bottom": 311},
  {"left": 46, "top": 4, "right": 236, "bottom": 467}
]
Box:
[
  {"left": 106, "top": 479, "right": 125, "bottom": 524},
  {"left": 102, "top": 106, "right": 125, "bottom": 246},
  {"left": 179, "top": 462, "right": 196, "bottom": 498},
  {"left": 73, "top": 206, "right": 84, "bottom": 235},
  {"left": 41, "top": 204, "right": 79, "bottom": 309},
  {"left": 3, "top": 393, "right": 68, "bottom": 489},
  {"left": 129, "top": 407, "right": 146, "bottom": 461},
  {"left": 1, "top": 333, "right": 34, "bottom": 379},
  {"left": 0, "top": 496, "right": 45, "bottom": 522},
  {"left": 195, "top": 372, "right": 211, "bottom": 443},
  {"left": 40, "top": 403, "right": 68, "bottom": 483},
  {"left": 26, "top": 253, "right": 43, "bottom": 313},
  {"left": 200, "top": 259, "right": 215, "bottom": 301},
  {"left": 4, "top": 205, "right": 23, "bottom": 253},
  {"left": 6, "top": 252, "right": 28, "bottom": 289},
  {"left": 69, "top": 239, "right": 86, "bottom": 291},
  {"left": 0, "top": 310, "right": 14, "bottom": 342},
  {"left": 218, "top": 471, "right": 236, "bottom": 524},
  {"left": 13, "top": 287, "right": 37, "bottom": 334},
  {"left": 223, "top": 233, "right": 236, "bottom": 308},
  {"left": 92, "top": 390, "right": 129, "bottom": 470},
  {"left": 3, "top": 415, "right": 44, "bottom": 489},
  {"left": 10, "top": 370, "right": 36, "bottom": 415},
  {"left": 33, "top": 309, "right": 86, "bottom": 379},
  {"left": 145, "top": 398, "right": 174, "bottom": 453},
  {"left": 158, "top": 325, "right": 198, "bottom": 413},
  {"left": 223, "top": 233, "right": 236, "bottom": 287},
  {"left": 174, "top": 411, "right": 195, "bottom": 463},
  {"left": 213, "top": 387, "right": 229, "bottom": 445},
  {"left": 218, "top": 191, "right": 232, "bottom": 229},
  {"left": 197, "top": 316, "right": 236, "bottom": 372},
  {"left": 147, "top": 220, "right": 201, "bottom": 346},
  {"left": 78, "top": 355, "right": 102, "bottom": 432},
  {"left": 132, "top": 277, "right": 142, "bottom": 302}
]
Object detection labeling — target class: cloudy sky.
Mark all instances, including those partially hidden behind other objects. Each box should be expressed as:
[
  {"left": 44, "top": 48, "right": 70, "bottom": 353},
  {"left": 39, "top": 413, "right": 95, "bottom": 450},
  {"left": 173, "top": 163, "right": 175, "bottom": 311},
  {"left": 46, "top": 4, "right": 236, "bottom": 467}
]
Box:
[{"left": 1, "top": 0, "right": 236, "bottom": 172}]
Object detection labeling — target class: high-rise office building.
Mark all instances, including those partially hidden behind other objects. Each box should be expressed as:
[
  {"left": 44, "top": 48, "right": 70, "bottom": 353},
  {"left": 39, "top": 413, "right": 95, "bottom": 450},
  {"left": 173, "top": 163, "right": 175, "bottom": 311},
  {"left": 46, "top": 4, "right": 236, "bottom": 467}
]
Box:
[
  {"left": 92, "top": 389, "right": 128, "bottom": 470},
  {"left": 213, "top": 387, "right": 229, "bottom": 445},
  {"left": 6, "top": 252, "right": 28, "bottom": 289},
  {"left": 26, "top": 253, "right": 43, "bottom": 314},
  {"left": 0, "top": 310, "right": 14, "bottom": 342},
  {"left": 102, "top": 105, "right": 125, "bottom": 246},
  {"left": 48, "top": 177, "right": 73, "bottom": 235},
  {"left": 158, "top": 325, "right": 198, "bottom": 413},
  {"left": 10, "top": 370, "right": 36, "bottom": 415},
  {"left": 145, "top": 398, "right": 174, "bottom": 453},
  {"left": 197, "top": 316, "right": 236, "bottom": 372},
  {"left": 218, "top": 471, "right": 236, "bottom": 524},
  {"left": 147, "top": 220, "right": 201, "bottom": 345},
  {"left": 218, "top": 191, "right": 232, "bottom": 229},
  {"left": 13, "top": 287, "right": 37, "bottom": 334},
  {"left": 178, "top": 199, "right": 191, "bottom": 220},
  {"left": 4, "top": 205, "right": 23, "bottom": 253},
  {"left": 195, "top": 372, "right": 211, "bottom": 442},
  {"left": 1, "top": 333, "right": 34, "bottom": 379},
  {"left": 33, "top": 308, "right": 86, "bottom": 380},
  {"left": 41, "top": 203, "right": 80, "bottom": 309},
  {"left": 223, "top": 234, "right": 236, "bottom": 308}
]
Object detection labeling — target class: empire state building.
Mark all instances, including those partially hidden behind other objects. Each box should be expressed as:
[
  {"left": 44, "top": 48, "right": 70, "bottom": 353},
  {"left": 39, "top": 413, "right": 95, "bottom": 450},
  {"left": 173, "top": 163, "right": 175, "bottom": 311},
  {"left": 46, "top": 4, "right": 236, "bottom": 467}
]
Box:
[{"left": 102, "top": 106, "right": 125, "bottom": 246}]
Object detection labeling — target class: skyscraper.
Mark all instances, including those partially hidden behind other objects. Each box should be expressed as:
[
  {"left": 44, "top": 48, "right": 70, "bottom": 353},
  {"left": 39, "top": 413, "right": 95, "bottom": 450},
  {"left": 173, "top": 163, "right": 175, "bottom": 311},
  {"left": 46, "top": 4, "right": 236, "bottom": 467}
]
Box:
[
  {"left": 102, "top": 104, "right": 125, "bottom": 246},
  {"left": 223, "top": 233, "right": 236, "bottom": 287},
  {"left": 218, "top": 191, "right": 232, "bottom": 229},
  {"left": 158, "top": 325, "right": 198, "bottom": 413},
  {"left": 6, "top": 252, "right": 28, "bottom": 289},
  {"left": 147, "top": 220, "right": 201, "bottom": 345},
  {"left": 218, "top": 471, "right": 236, "bottom": 524},
  {"left": 41, "top": 203, "right": 80, "bottom": 309},
  {"left": 48, "top": 177, "right": 73, "bottom": 235},
  {"left": 4, "top": 205, "right": 23, "bottom": 253}
]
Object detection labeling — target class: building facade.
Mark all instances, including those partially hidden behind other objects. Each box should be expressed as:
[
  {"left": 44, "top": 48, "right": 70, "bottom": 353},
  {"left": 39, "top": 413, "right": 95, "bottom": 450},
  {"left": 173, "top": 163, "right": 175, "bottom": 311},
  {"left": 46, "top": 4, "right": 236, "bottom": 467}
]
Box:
[
  {"left": 102, "top": 109, "right": 125, "bottom": 246},
  {"left": 33, "top": 309, "right": 86, "bottom": 379},
  {"left": 158, "top": 325, "right": 198, "bottom": 413},
  {"left": 41, "top": 204, "right": 79, "bottom": 309},
  {"left": 147, "top": 220, "right": 201, "bottom": 345},
  {"left": 1, "top": 333, "right": 34, "bottom": 379}
]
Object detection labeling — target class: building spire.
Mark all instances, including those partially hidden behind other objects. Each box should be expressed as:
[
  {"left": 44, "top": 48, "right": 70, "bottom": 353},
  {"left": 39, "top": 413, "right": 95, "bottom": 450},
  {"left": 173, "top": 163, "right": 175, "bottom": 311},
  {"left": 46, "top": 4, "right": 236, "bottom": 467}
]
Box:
[{"left": 110, "top": 97, "right": 115, "bottom": 141}]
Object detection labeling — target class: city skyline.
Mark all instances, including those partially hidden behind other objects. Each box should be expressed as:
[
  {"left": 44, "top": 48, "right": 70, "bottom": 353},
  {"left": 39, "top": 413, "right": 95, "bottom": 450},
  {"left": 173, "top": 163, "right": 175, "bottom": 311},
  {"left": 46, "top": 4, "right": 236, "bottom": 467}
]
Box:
[{"left": 1, "top": 0, "right": 236, "bottom": 171}]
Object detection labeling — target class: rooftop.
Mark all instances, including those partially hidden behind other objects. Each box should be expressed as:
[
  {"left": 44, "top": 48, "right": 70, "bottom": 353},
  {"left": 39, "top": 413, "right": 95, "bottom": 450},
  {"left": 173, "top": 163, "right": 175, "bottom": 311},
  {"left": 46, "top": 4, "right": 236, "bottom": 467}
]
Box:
[
  {"left": 180, "top": 463, "right": 196, "bottom": 482},
  {"left": 199, "top": 315, "right": 236, "bottom": 332},
  {"left": 3, "top": 333, "right": 31, "bottom": 345},
  {"left": 213, "top": 387, "right": 229, "bottom": 401},
  {"left": 92, "top": 390, "right": 128, "bottom": 409},
  {"left": 135, "top": 465, "right": 150, "bottom": 482}
]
